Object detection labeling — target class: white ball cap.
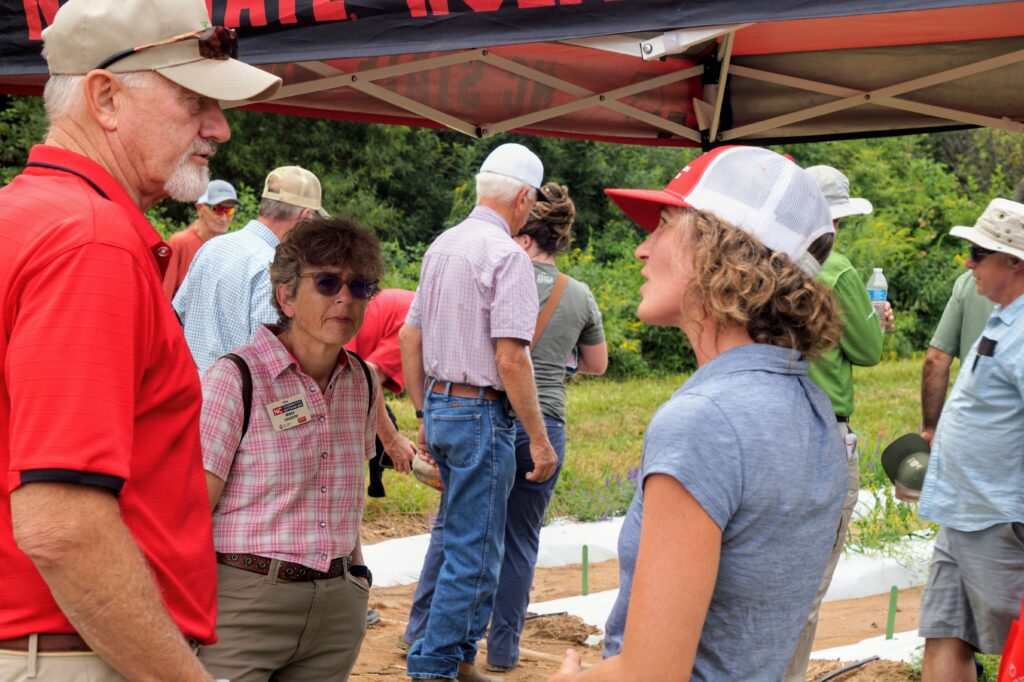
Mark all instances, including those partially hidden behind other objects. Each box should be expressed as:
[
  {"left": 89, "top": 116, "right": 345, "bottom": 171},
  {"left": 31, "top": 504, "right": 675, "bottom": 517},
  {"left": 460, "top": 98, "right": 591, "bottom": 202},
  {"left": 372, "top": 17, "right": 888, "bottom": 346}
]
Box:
[
  {"left": 479, "top": 143, "right": 543, "bottom": 190},
  {"left": 198, "top": 179, "right": 238, "bottom": 206}
]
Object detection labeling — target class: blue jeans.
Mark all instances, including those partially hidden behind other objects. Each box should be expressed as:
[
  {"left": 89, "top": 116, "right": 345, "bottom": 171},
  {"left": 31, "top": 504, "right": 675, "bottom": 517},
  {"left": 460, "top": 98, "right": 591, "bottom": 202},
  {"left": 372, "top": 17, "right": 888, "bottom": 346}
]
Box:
[
  {"left": 405, "top": 385, "right": 516, "bottom": 680},
  {"left": 405, "top": 416, "right": 567, "bottom": 669}
]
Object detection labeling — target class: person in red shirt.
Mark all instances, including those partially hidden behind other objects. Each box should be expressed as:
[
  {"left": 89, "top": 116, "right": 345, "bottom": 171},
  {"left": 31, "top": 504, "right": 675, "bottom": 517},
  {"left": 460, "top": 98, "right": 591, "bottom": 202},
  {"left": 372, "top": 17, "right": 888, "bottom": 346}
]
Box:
[
  {"left": 0, "top": 0, "right": 279, "bottom": 680},
  {"left": 345, "top": 288, "right": 417, "bottom": 496},
  {"left": 163, "top": 179, "right": 239, "bottom": 299}
]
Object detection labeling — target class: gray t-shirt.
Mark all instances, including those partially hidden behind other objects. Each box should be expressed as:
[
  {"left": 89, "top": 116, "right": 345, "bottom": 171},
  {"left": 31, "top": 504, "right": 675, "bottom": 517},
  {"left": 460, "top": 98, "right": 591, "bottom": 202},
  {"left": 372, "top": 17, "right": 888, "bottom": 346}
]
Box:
[
  {"left": 603, "top": 344, "right": 846, "bottom": 681},
  {"left": 532, "top": 262, "right": 604, "bottom": 421}
]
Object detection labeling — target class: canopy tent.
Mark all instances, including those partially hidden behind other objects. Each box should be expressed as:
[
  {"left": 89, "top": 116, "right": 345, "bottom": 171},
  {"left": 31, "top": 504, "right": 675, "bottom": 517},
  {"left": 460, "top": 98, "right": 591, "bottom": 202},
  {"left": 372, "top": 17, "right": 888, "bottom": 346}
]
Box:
[{"left": 2, "top": 0, "right": 1024, "bottom": 148}]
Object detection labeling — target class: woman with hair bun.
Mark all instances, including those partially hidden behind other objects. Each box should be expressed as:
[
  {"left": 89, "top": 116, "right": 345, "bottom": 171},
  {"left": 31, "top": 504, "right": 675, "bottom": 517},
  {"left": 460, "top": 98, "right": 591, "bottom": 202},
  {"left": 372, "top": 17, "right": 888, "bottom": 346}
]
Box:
[{"left": 551, "top": 147, "right": 848, "bottom": 681}]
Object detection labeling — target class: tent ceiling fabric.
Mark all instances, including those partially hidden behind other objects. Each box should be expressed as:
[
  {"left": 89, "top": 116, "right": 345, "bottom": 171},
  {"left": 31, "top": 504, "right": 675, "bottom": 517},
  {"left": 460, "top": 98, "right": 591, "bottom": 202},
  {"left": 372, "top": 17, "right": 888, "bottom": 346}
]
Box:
[{"left": 2, "top": 0, "right": 1024, "bottom": 147}]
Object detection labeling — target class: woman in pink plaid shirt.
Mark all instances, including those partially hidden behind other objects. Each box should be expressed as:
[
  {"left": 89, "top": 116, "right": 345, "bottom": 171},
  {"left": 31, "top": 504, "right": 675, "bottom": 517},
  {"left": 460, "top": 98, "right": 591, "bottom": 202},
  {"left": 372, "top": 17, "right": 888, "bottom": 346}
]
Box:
[{"left": 197, "top": 217, "right": 384, "bottom": 682}]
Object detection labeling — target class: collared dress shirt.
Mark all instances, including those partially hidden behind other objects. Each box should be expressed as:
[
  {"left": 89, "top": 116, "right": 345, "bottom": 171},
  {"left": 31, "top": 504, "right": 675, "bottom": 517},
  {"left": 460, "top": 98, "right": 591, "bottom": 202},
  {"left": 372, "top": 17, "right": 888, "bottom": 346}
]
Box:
[
  {"left": 174, "top": 220, "right": 279, "bottom": 374},
  {"left": 200, "top": 325, "right": 376, "bottom": 572},
  {"left": 406, "top": 206, "right": 538, "bottom": 390},
  {"left": 919, "top": 293, "right": 1024, "bottom": 531}
]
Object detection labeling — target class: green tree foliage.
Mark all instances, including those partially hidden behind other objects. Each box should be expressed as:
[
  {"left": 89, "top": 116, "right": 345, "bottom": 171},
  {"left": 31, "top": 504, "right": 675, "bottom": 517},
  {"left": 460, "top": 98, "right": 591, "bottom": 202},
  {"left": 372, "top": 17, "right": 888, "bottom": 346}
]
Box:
[
  {"left": 0, "top": 96, "right": 47, "bottom": 184},
  {"left": 2, "top": 92, "right": 1016, "bottom": 376},
  {"left": 789, "top": 135, "right": 1003, "bottom": 355}
]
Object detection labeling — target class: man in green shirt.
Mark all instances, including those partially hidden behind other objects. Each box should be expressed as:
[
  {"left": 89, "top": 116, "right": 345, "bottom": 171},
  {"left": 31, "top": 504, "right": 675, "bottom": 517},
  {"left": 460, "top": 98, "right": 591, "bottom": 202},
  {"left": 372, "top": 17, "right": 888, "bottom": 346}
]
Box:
[
  {"left": 920, "top": 270, "right": 995, "bottom": 445},
  {"left": 786, "top": 165, "right": 886, "bottom": 681}
]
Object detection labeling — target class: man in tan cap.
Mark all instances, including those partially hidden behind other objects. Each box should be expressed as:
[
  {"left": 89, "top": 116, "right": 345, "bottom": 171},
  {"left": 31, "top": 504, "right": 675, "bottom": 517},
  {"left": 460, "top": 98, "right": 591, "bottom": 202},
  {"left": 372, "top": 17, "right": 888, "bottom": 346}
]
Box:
[
  {"left": 912, "top": 199, "right": 1024, "bottom": 681},
  {"left": 174, "top": 165, "right": 328, "bottom": 373},
  {"left": 0, "top": 0, "right": 280, "bottom": 680}
]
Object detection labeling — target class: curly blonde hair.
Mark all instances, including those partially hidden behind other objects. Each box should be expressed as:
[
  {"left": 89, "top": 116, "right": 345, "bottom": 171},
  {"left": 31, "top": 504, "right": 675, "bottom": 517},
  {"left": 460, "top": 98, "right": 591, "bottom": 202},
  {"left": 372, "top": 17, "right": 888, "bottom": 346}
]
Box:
[{"left": 675, "top": 208, "right": 842, "bottom": 360}]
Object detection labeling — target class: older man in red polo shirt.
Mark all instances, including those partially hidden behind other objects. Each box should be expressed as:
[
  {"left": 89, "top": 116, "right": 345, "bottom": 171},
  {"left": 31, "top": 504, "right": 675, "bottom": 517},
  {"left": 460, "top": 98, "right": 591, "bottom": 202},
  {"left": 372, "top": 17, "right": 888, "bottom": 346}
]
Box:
[{"left": 0, "top": 0, "right": 279, "bottom": 680}]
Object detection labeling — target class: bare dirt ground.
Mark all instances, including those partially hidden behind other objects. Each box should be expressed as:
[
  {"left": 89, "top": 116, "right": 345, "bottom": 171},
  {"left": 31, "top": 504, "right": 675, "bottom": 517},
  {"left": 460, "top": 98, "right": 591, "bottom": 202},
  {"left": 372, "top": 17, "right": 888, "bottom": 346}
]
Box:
[{"left": 354, "top": 516, "right": 924, "bottom": 681}]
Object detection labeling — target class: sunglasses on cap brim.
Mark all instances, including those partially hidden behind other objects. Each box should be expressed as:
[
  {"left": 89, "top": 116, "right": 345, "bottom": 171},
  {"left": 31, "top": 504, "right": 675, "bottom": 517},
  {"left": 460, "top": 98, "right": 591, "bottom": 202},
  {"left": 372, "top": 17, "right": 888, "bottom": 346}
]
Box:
[
  {"left": 300, "top": 272, "right": 379, "bottom": 300},
  {"left": 96, "top": 26, "right": 238, "bottom": 71}
]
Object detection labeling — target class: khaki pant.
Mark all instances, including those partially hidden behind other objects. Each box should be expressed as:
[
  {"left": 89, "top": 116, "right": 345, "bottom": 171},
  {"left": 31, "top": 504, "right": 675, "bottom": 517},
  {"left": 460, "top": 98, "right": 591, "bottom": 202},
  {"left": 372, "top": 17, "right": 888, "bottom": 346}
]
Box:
[
  {"left": 199, "top": 562, "right": 369, "bottom": 682},
  {"left": 785, "top": 421, "right": 859, "bottom": 682},
  {"left": 0, "top": 643, "right": 125, "bottom": 682}
]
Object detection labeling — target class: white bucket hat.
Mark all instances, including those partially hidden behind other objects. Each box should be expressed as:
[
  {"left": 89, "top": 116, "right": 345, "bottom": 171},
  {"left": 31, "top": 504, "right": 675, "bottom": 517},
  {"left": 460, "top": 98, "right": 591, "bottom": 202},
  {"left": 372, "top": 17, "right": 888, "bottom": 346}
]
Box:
[
  {"left": 806, "top": 165, "right": 873, "bottom": 221},
  {"left": 42, "top": 0, "right": 281, "bottom": 103},
  {"left": 951, "top": 198, "right": 1024, "bottom": 261}
]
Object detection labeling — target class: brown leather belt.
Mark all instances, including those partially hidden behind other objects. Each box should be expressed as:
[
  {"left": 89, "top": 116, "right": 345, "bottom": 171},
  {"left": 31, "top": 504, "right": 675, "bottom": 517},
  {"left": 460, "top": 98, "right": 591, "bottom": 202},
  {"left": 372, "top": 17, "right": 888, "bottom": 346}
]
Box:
[
  {"left": 0, "top": 633, "right": 90, "bottom": 652},
  {"left": 216, "top": 552, "right": 347, "bottom": 582},
  {"left": 430, "top": 382, "right": 503, "bottom": 402}
]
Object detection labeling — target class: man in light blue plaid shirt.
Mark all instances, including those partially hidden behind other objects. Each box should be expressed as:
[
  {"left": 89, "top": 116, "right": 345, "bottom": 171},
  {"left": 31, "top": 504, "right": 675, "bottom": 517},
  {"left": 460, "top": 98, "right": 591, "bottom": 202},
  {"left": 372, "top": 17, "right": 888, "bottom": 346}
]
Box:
[{"left": 174, "top": 166, "right": 328, "bottom": 374}]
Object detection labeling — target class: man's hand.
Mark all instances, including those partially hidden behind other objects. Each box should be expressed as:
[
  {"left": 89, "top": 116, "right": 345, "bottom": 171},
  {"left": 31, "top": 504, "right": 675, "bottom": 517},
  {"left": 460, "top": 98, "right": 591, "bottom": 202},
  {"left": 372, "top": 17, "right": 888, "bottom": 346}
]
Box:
[
  {"left": 920, "top": 428, "right": 935, "bottom": 447},
  {"left": 894, "top": 481, "right": 921, "bottom": 503},
  {"left": 527, "top": 440, "right": 558, "bottom": 483},
  {"left": 549, "top": 648, "right": 583, "bottom": 680},
  {"left": 882, "top": 300, "right": 895, "bottom": 332},
  {"left": 382, "top": 433, "right": 416, "bottom": 474},
  {"left": 416, "top": 422, "right": 430, "bottom": 460},
  {"left": 416, "top": 449, "right": 437, "bottom": 468}
]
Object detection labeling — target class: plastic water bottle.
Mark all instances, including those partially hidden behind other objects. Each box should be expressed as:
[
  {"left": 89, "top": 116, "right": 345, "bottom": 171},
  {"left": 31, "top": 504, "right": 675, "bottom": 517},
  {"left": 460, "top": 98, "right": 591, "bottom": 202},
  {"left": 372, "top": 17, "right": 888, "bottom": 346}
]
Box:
[{"left": 866, "top": 267, "right": 888, "bottom": 332}]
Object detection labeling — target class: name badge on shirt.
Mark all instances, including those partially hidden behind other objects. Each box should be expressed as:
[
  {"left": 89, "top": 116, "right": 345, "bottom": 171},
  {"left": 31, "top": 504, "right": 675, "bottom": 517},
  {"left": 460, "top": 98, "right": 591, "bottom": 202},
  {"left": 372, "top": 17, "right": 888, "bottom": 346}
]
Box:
[{"left": 266, "top": 393, "right": 313, "bottom": 432}]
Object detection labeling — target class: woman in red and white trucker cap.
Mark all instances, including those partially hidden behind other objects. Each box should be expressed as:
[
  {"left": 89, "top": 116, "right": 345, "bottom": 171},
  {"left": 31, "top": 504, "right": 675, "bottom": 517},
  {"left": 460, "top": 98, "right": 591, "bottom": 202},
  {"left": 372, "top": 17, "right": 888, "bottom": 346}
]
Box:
[{"left": 551, "top": 146, "right": 848, "bottom": 681}]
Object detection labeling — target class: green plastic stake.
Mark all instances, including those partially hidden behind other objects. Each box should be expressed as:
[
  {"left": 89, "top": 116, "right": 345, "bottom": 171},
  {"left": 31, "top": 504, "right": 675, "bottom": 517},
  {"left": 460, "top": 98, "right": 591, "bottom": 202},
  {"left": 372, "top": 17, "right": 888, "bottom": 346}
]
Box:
[
  {"left": 886, "top": 585, "right": 899, "bottom": 640},
  {"left": 582, "top": 544, "right": 589, "bottom": 596}
]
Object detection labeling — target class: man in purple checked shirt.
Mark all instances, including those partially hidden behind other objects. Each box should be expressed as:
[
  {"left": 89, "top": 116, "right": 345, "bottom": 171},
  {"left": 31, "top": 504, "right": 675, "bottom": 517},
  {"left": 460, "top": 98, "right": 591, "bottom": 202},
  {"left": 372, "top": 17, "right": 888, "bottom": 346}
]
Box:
[{"left": 399, "top": 143, "right": 558, "bottom": 682}]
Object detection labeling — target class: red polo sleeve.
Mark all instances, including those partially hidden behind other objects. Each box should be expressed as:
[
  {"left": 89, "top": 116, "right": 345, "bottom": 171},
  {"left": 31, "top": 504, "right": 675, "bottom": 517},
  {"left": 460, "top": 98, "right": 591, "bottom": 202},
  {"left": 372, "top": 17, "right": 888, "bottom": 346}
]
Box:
[{"left": 6, "top": 241, "right": 151, "bottom": 493}]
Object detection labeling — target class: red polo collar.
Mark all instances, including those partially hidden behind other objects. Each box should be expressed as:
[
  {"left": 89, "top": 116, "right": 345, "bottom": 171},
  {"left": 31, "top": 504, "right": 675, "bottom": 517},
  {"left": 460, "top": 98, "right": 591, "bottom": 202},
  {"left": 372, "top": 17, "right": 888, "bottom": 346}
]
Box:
[{"left": 24, "top": 145, "right": 172, "bottom": 275}]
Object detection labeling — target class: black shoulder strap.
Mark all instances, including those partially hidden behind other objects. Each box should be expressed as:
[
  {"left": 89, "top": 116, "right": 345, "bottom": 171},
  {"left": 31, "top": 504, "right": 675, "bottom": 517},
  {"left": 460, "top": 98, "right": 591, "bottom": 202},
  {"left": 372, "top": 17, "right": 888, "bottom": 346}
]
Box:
[
  {"left": 348, "top": 351, "right": 374, "bottom": 416},
  {"left": 222, "top": 353, "right": 253, "bottom": 445}
]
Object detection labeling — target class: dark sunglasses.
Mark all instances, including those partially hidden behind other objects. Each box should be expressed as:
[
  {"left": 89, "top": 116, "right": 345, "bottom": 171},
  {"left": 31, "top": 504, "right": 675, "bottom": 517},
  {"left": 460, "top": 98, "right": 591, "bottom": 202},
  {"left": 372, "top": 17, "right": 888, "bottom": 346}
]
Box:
[
  {"left": 300, "top": 272, "right": 379, "bottom": 300},
  {"left": 969, "top": 244, "right": 996, "bottom": 262},
  {"left": 96, "top": 26, "right": 238, "bottom": 71}
]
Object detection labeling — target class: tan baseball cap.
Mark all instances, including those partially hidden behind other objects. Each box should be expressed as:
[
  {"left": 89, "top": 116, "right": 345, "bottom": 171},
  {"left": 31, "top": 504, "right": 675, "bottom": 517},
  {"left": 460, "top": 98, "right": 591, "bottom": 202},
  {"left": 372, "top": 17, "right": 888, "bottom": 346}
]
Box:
[
  {"left": 951, "top": 198, "right": 1024, "bottom": 261},
  {"left": 262, "top": 166, "right": 329, "bottom": 217},
  {"left": 41, "top": 0, "right": 281, "bottom": 103}
]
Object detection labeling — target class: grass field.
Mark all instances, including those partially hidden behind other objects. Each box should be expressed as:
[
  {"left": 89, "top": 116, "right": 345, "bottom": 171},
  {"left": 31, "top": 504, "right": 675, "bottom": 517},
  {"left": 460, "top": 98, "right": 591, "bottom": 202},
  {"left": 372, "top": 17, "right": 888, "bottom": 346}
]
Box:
[{"left": 365, "top": 355, "right": 948, "bottom": 553}]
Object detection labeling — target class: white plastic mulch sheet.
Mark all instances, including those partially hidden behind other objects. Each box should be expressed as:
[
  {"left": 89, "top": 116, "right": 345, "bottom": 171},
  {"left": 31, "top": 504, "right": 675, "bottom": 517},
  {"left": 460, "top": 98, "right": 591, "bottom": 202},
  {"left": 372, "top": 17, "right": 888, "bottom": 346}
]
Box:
[{"left": 363, "top": 491, "right": 932, "bottom": 661}]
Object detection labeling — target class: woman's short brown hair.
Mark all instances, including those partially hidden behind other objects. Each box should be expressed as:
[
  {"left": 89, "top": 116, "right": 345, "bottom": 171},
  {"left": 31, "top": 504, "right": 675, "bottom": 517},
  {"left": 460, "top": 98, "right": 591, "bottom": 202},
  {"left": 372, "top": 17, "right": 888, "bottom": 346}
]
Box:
[
  {"left": 676, "top": 208, "right": 842, "bottom": 360},
  {"left": 269, "top": 216, "right": 385, "bottom": 329}
]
